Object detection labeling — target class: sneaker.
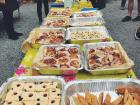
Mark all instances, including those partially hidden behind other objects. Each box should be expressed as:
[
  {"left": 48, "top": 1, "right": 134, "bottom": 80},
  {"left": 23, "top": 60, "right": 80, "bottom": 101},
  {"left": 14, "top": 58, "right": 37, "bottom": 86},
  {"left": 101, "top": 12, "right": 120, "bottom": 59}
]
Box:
[
  {"left": 14, "top": 31, "right": 23, "bottom": 36},
  {"left": 135, "top": 27, "right": 140, "bottom": 40},
  {"left": 132, "top": 16, "right": 140, "bottom": 21},
  {"left": 120, "top": 7, "right": 125, "bottom": 10},
  {"left": 8, "top": 36, "right": 19, "bottom": 40},
  {"left": 122, "top": 16, "right": 132, "bottom": 22}
]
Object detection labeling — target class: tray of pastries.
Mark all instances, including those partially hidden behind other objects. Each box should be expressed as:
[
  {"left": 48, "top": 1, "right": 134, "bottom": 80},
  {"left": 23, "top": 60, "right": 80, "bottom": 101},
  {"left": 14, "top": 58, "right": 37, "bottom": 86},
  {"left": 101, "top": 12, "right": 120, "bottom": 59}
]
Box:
[
  {"left": 21, "top": 27, "right": 66, "bottom": 53},
  {"left": 42, "top": 17, "right": 69, "bottom": 27},
  {"left": 48, "top": 8, "right": 72, "bottom": 17},
  {"left": 73, "top": 10, "right": 103, "bottom": 18},
  {"left": 84, "top": 42, "right": 134, "bottom": 75},
  {"left": 70, "top": 17, "right": 104, "bottom": 27},
  {"left": 67, "top": 26, "right": 110, "bottom": 44},
  {"left": 63, "top": 79, "right": 140, "bottom": 105},
  {"left": 0, "top": 76, "right": 65, "bottom": 105},
  {"left": 31, "top": 44, "right": 84, "bottom": 75}
]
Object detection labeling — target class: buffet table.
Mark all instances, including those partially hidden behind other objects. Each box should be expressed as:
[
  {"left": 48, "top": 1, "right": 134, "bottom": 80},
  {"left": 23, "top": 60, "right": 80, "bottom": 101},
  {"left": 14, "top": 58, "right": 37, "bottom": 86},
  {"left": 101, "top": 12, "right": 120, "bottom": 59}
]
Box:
[
  {"left": 14, "top": 1, "right": 136, "bottom": 81},
  {"left": 14, "top": 48, "right": 136, "bottom": 81},
  {"left": 0, "top": 1, "right": 139, "bottom": 105}
]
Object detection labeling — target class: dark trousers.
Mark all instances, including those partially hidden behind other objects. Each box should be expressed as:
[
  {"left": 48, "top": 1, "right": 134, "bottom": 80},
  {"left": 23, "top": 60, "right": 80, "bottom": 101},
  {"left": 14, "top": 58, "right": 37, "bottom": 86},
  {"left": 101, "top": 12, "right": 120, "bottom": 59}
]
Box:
[
  {"left": 0, "top": 0, "right": 19, "bottom": 37},
  {"left": 91, "top": 0, "right": 106, "bottom": 10},
  {"left": 37, "top": 0, "right": 49, "bottom": 22},
  {"left": 121, "top": 0, "right": 127, "bottom": 7},
  {"left": 2, "top": 9, "right": 15, "bottom": 36},
  {"left": 138, "top": 0, "right": 140, "bottom": 15}
]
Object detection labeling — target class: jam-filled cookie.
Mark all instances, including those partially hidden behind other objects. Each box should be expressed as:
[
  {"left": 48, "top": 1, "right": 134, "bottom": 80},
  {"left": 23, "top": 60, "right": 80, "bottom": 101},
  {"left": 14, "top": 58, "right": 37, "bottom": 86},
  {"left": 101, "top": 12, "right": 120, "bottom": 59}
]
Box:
[
  {"left": 35, "top": 83, "right": 49, "bottom": 92},
  {"left": 5, "top": 90, "right": 22, "bottom": 101},
  {"left": 24, "top": 83, "right": 36, "bottom": 92},
  {"left": 49, "top": 89, "right": 61, "bottom": 98},
  {"left": 22, "top": 101, "right": 35, "bottom": 105},
  {"left": 48, "top": 99, "right": 60, "bottom": 105},
  {"left": 21, "top": 92, "right": 36, "bottom": 101},
  {"left": 3, "top": 101, "right": 23, "bottom": 105},
  {"left": 35, "top": 101, "right": 48, "bottom": 105},
  {"left": 35, "top": 92, "right": 49, "bottom": 101},
  {"left": 10, "top": 81, "right": 25, "bottom": 91}
]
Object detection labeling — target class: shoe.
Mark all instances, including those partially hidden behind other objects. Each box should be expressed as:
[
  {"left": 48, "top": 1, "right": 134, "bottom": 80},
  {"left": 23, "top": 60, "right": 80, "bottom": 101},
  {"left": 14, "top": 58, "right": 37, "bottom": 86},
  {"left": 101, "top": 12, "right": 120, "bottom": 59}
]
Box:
[
  {"left": 8, "top": 36, "right": 19, "bottom": 40},
  {"left": 120, "top": 7, "right": 125, "bottom": 10},
  {"left": 135, "top": 28, "right": 140, "bottom": 40},
  {"left": 14, "top": 31, "right": 23, "bottom": 36},
  {"left": 122, "top": 16, "right": 132, "bottom": 22},
  {"left": 132, "top": 16, "right": 140, "bottom": 21}
]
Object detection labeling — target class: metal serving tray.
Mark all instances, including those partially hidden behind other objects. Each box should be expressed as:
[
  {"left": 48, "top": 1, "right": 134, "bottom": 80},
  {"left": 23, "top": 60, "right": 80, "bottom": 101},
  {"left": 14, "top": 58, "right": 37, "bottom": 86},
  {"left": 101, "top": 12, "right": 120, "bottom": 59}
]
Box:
[
  {"left": 72, "top": 10, "right": 103, "bottom": 18},
  {"left": 32, "top": 27, "right": 67, "bottom": 44},
  {"left": 48, "top": 8, "right": 72, "bottom": 17},
  {"left": 42, "top": 17, "right": 70, "bottom": 28},
  {"left": 63, "top": 79, "right": 140, "bottom": 105},
  {"left": 70, "top": 17, "right": 105, "bottom": 27},
  {"left": 67, "top": 26, "right": 110, "bottom": 45},
  {"left": 0, "top": 76, "right": 65, "bottom": 105},
  {"left": 84, "top": 42, "right": 134, "bottom": 75},
  {"left": 21, "top": 27, "right": 67, "bottom": 53},
  {"left": 31, "top": 44, "right": 84, "bottom": 75}
]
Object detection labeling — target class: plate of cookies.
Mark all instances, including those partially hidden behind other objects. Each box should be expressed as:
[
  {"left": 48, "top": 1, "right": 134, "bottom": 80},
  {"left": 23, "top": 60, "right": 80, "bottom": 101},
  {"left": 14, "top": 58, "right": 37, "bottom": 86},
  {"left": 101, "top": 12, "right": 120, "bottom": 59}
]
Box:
[{"left": 0, "top": 76, "right": 65, "bottom": 105}]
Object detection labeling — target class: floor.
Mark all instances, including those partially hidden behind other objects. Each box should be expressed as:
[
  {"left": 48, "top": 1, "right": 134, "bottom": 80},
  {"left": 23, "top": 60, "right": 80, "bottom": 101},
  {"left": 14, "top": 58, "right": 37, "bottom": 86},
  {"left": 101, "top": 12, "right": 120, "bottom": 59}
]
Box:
[{"left": 0, "top": 0, "right": 140, "bottom": 85}]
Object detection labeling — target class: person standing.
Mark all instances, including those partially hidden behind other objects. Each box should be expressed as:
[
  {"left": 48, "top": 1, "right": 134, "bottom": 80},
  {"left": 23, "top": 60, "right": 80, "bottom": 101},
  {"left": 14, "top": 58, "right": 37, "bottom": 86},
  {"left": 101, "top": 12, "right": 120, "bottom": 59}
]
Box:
[
  {"left": 122, "top": 0, "right": 140, "bottom": 22},
  {"left": 37, "top": 0, "right": 49, "bottom": 24},
  {"left": 121, "top": 0, "right": 127, "bottom": 10},
  {"left": 90, "top": 0, "right": 106, "bottom": 10},
  {"left": 0, "top": 0, "right": 22, "bottom": 40}
]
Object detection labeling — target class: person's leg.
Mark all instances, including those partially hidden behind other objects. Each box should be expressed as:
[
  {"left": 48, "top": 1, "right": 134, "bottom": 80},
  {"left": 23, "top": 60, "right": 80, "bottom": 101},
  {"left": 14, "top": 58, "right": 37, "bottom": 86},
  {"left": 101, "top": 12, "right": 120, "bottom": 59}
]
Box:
[
  {"left": 2, "top": 9, "right": 22, "bottom": 40},
  {"left": 121, "top": 0, "right": 127, "bottom": 7},
  {"left": 2, "top": 10, "right": 14, "bottom": 35},
  {"left": 121, "top": 0, "right": 127, "bottom": 10},
  {"left": 128, "top": 0, "right": 134, "bottom": 16},
  {"left": 90, "top": 0, "right": 97, "bottom": 8},
  {"left": 138, "top": 0, "right": 140, "bottom": 15},
  {"left": 37, "top": 0, "right": 43, "bottom": 23},
  {"left": 122, "top": 0, "right": 134, "bottom": 22},
  {"left": 43, "top": 0, "right": 49, "bottom": 16},
  {"left": 133, "top": 0, "right": 140, "bottom": 21}
]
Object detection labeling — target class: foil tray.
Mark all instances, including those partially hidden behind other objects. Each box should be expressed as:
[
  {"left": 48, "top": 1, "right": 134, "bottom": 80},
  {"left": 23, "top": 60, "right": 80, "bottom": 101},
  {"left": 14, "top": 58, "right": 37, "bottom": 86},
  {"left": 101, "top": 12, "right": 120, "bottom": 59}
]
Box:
[
  {"left": 0, "top": 76, "right": 65, "bottom": 105},
  {"left": 21, "top": 27, "right": 67, "bottom": 53},
  {"left": 67, "top": 26, "right": 110, "bottom": 41},
  {"left": 70, "top": 17, "right": 105, "bottom": 27},
  {"left": 63, "top": 79, "right": 140, "bottom": 105},
  {"left": 83, "top": 42, "right": 134, "bottom": 75},
  {"left": 42, "top": 17, "right": 70, "bottom": 28},
  {"left": 72, "top": 10, "right": 103, "bottom": 18},
  {"left": 31, "top": 44, "right": 84, "bottom": 75}
]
